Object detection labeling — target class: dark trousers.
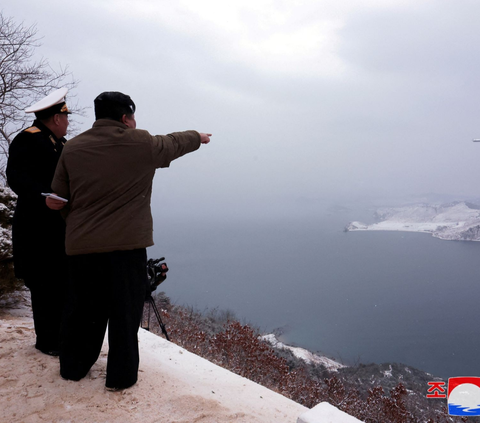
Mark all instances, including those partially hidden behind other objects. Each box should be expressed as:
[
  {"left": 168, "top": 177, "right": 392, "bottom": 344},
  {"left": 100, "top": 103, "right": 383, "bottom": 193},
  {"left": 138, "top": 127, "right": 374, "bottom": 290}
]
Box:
[
  {"left": 27, "top": 270, "right": 66, "bottom": 352},
  {"left": 60, "top": 249, "right": 147, "bottom": 389}
]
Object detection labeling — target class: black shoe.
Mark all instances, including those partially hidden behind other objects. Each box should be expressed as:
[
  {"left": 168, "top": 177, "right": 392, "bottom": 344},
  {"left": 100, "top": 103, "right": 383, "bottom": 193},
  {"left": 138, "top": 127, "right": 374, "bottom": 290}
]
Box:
[
  {"left": 105, "top": 381, "right": 136, "bottom": 392},
  {"left": 60, "top": 372, "right": 83, "bottom": 381},
  {"left": 61, "top": 375, "right": 79, "bottom": 382},
  {"left": 35, "top": 345, "right": 60, "bottom": 356}
]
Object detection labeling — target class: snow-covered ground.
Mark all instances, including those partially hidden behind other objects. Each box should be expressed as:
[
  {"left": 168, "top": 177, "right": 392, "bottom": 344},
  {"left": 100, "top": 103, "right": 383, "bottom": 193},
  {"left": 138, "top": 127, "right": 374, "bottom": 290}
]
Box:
[
  {"left": 345, "top": 201, "right": 480, "bottom": 241},
  {"left": 0, "top": 292, "right": 362, "bottom": 423}
]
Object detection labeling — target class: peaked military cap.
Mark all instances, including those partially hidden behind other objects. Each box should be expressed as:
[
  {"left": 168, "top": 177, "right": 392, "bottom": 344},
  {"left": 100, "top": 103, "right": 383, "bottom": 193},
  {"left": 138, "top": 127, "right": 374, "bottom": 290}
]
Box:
[{"left": 25, "top": 88, "right": 71, "bottom": 119}]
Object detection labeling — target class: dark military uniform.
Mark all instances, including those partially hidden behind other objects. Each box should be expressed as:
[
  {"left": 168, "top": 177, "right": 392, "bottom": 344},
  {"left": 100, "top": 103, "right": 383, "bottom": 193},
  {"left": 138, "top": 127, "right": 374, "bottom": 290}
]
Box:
[{"left": 6, "top": 119, "right": 67, "bottom": 354}]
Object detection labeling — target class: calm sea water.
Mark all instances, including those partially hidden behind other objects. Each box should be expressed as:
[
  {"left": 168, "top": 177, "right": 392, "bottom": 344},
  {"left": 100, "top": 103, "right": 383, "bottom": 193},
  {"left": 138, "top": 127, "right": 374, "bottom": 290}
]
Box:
[{"left": 148, "top": 206, "right": 480, "bottom": 378}]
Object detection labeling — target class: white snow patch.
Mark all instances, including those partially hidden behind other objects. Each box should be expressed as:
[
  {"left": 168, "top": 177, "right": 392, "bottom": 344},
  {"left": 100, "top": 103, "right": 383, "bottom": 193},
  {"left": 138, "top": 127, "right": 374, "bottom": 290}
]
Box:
[
  {"left": 261, "top": 334, "right": 345, "bottom": 371},
  {"left": 383, "top": 365, "right": 393, "bottom": 378}
]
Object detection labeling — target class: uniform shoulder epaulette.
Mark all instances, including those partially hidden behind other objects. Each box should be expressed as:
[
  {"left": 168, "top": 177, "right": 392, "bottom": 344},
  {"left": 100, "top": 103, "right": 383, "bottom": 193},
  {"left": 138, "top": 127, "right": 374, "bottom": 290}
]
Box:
[{"left": 24, "top": 126, "right": 41, "bottom": 134}]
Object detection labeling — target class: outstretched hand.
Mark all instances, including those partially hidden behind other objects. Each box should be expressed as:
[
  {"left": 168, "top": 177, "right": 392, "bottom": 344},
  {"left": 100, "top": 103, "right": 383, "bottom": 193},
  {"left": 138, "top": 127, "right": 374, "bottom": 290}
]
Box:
[{"left": 200, "top": 133, "right": 212, "bottom": 144}]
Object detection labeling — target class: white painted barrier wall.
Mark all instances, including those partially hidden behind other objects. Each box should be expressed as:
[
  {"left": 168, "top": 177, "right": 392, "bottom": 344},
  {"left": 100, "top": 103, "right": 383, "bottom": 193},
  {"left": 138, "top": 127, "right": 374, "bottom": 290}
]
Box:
[{"left": 297, "top": 402, "right": 364, "bottom": 423}]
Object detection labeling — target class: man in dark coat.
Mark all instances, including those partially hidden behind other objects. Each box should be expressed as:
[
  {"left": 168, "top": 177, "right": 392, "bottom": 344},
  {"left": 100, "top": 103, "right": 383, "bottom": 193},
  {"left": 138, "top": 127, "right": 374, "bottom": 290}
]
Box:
[
  {"left": 6, "top": 88, "right": 71, "bottom": 356},
  {"left": 50, "top": 91, "right": 211, "bottom": 391}
]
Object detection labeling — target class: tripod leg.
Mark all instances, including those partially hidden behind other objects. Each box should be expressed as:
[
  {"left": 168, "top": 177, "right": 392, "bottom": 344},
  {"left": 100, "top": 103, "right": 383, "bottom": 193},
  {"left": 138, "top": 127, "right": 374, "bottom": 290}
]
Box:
[
  {"left": 147, "top": 296, "right": 170, "bottom": 341},
  {"left": 148, "top": 300, "right": 151, "bottom": 331}
]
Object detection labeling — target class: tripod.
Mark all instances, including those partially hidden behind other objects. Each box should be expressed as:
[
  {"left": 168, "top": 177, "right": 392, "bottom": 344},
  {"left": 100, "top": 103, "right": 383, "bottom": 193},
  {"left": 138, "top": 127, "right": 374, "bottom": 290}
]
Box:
[{"left": 144, "top": 294, "right": 170, "bottom": 341}]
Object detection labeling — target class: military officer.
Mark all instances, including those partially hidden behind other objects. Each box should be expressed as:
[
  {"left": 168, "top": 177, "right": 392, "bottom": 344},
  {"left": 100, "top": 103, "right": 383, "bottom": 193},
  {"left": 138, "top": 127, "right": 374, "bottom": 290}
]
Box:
[{"left": 6, "top": 88, "right": 71, "bottom": 356}]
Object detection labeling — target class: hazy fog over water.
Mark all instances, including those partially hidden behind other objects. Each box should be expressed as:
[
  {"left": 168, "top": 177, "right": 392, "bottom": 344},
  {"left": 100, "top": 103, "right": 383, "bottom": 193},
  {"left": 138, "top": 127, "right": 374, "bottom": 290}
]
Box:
[{"left": 4, "top": 0, "right": 480, "bottom": 212}]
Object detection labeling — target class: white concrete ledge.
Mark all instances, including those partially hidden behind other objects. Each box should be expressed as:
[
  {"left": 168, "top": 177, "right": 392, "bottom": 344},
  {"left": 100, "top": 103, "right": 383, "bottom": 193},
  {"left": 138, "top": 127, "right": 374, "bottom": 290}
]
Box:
[{"left": 297, "top": 402, "right": 363, "bottom": 423}]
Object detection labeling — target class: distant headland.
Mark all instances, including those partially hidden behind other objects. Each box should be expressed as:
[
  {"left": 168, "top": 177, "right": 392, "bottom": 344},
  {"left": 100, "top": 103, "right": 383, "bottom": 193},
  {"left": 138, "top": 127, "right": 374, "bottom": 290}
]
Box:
[{"left": 345, "top": 201, "right": 480, "bottom": 241}]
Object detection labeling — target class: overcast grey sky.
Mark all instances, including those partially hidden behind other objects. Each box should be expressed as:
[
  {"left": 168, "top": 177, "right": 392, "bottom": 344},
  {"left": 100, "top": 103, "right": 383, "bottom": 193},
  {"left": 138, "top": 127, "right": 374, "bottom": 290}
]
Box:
[{"left": 3, "top": 0, "right": 480, "bottom": 218}]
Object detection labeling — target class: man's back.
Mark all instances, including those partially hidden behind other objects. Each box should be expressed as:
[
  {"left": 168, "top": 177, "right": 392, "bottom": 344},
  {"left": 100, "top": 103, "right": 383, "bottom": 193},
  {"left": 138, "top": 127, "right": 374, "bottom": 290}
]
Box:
[{"left": 52, "top": 118, "right": 201, "bottom": 255}]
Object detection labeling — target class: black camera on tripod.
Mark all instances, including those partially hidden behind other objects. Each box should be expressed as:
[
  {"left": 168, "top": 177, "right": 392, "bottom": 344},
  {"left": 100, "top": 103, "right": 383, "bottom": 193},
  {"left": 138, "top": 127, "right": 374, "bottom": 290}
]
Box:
[
  {"left": 147, "top": 257, "right": 169, "bottom": 294},
  {"left": 144, "top": 257, "right": 170, "bottom": 340}
]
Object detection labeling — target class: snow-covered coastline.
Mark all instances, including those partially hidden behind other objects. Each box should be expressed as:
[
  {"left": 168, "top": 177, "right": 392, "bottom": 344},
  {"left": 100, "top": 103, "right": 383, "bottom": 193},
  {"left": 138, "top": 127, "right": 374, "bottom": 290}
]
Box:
[
  {"left": 345, "top": 201, "right": 480, "bottom": 241},
  {"left": 261, "top": 334, "right": 345, "bottom": 371}
]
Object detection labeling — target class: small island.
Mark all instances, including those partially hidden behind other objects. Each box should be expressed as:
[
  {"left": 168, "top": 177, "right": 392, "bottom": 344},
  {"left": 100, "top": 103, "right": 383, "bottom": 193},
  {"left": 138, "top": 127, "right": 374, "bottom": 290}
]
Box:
[{"left": 345, "top": 201, "right": 480, "bottom": 241}]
